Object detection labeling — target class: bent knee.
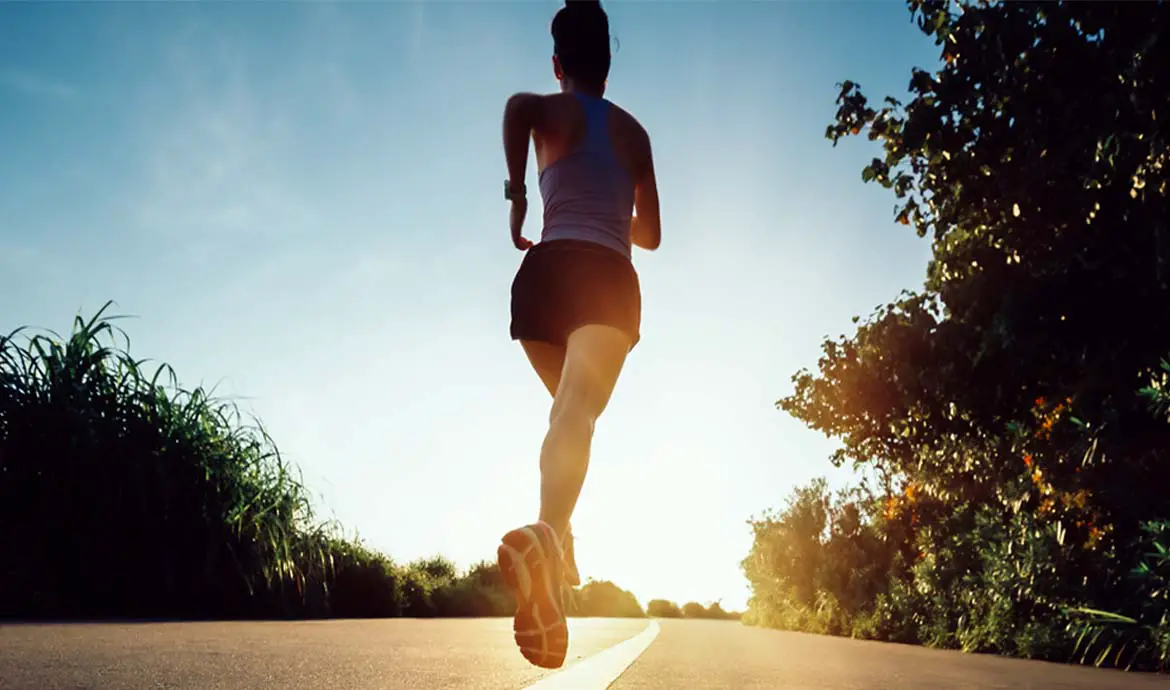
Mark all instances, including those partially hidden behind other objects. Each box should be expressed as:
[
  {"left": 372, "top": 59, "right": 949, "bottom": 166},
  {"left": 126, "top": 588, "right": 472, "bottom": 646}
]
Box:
[{"left": 549, "top": 388, "right": 602, "bottom": 427}]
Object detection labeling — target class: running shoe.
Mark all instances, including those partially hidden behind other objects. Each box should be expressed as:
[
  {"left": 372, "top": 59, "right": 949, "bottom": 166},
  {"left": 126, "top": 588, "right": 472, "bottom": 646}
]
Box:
[{"left": 497, "top": 521, "right": 568, "bottom": 669}]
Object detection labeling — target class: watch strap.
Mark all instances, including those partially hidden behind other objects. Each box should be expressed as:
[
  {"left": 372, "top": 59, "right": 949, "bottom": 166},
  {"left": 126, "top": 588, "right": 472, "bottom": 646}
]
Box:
[{"left": 505, "top": 180, "right": 526, "bottom": 200}]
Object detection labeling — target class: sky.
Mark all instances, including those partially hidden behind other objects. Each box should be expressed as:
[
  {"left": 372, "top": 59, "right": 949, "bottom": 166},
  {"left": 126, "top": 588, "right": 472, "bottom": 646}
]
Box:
[{"left": 0, "top": 1, "right": 942, "bottom": 612}]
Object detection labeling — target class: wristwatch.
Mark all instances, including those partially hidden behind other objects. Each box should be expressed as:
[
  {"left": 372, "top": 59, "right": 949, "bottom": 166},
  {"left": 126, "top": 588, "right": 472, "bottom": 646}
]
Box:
[{"left": 504, "top": 180, "right": 526, "bottom": 201}]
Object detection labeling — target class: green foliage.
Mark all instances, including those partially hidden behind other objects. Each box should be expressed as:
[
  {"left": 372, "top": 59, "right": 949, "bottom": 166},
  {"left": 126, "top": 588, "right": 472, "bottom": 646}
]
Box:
[
  {"left": 0, "top": 303, "right": 644, "bottom": 621},
  {"left": 571, "top": 579, "right": 646, "bottom": 618},
  {"left": 675, "top": 600, "right": 739, "bottom": 620},
  {"left": 1066, "top": 521, "right": 1170, "bottom": 671},
  {"left": 646, "top": 599, "right": 683, "bottom": 618},
  {"left": 747, "top": 0, "right": 1170, "bottom": 673},
  {"left": 431, "top": 561, "right": 516, "bottom": 617},
  {"left": 0, "top": 303, "right": 329, "bottom": 619},
  {"left": 701, "top": 601, "right": 741, "bottom": 621},
  {"left": 328, "top": 542, "right": 405, "bottom": 618}
]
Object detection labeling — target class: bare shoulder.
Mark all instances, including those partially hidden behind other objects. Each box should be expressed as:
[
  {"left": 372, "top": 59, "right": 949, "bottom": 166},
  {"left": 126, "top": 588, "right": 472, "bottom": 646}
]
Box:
[
  {"left": 608, "top": 101, "right": 650, "bottom": 144},
  {"left": 505, "top": 91, "right": 549, "bottom": 113},
  {"left": 505, "top": 91, "right": 566, "bottom": 125},
  {"left": 606, "top": 101, "right": 652, "bottom": 178}
]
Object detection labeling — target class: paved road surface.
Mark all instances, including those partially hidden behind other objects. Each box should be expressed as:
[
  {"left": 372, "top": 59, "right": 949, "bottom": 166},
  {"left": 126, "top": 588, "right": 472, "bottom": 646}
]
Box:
[
  {"left": 0, "top": 618, "right": 641, "bottom": 689},
  {"left": 1, "top": 617, "right": 1165, "bottom": 689},
  {"left": 612, "top": 620, "right": 1167, "bottom": 689}
]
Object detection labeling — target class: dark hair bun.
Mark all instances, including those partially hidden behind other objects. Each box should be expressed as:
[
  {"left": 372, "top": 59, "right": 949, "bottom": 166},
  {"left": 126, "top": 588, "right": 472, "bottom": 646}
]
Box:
[
  {"left": 564, "top": 0, "right": 604, "bottom": 14},
  {"left": 552, "top": 0, "right": 611, "bottom": 87}
]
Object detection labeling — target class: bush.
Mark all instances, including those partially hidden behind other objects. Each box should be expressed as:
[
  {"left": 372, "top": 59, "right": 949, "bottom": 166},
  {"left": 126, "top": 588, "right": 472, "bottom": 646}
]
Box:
[
  {"left": 646, "top": 599, "right": 682, "bottom": 618},
  {"left": 1064, "top": 522, "right": 1170, "bottom": 671},
  {"left": 750, "top": 0, "right": 1170, "bottom": 674},
  {"left": 0, "top": 304, "right": 652, "bottom": 622},
  {"left": 328, "top": 543, "right": 403, "bottom": 618},
  {"left": 572, "top": 580, "right": 645, "bottom": 618},
  {"left": 0, "top": 304, "right": 332, "bottom": 619}
]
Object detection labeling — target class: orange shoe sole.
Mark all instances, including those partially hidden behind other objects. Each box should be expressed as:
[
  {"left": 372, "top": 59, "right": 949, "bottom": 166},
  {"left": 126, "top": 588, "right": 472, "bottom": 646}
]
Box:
[{"left": 497, "top": 524, "right": 568, "bottom": 669}]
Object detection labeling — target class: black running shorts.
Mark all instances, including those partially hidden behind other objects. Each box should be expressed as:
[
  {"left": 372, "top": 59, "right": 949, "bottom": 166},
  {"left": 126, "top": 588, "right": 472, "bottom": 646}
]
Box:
[{"left": 509, "top": 239, "right": 642, "bottom": 349}]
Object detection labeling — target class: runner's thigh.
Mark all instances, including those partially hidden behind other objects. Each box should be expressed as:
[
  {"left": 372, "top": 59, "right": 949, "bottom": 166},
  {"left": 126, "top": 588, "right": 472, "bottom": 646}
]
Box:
[{"left": 557, "top": 324, "right": 631, "bottom": 417}]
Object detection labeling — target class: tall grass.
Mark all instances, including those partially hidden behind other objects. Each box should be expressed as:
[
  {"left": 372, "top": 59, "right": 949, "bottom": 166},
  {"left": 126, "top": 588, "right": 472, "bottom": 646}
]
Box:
[
  {"left": 0, "top": 303, "right": 651, "bottom": 620},
  {"left": 0, "top": 302, "right": 333, "bottom": 618}
]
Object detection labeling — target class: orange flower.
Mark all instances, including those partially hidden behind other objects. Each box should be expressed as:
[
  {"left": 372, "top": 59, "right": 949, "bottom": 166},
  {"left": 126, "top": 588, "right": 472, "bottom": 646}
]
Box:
[{"left": 1072, "top": 489, "right": 1089, "bottom": 509}]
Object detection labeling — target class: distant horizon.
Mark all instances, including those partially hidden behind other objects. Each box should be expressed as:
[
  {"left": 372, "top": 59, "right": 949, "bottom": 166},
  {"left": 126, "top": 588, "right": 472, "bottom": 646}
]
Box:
[{"left": 0, "top": 1, "right": 943, "bottom": 613}]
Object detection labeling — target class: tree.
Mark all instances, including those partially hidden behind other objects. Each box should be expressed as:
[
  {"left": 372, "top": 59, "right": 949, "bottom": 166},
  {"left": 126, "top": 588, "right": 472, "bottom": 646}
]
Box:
[
  {"left": 741, "top": 479, "right": 830, "bottom": 618},
  {"left": 752, "top": 0, "right": 1170, "bottom": 669},
  {"left": 786, "top": 0, "right": 1170, "bottom": 579},
  {"left": 646, "top": 599, "right": 683, "bottom": 618},
  {"left": 410, "top": 556, "right": 457, "bottom": 584},
  {"left": 573, "top": 580, "right": 646, "bottom": 618}
]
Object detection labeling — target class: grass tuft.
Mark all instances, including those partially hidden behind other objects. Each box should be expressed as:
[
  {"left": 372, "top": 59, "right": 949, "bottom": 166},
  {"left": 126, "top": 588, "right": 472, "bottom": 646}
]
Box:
[{"left": 0, "top": 303, "right": 653, "bottom": 621}]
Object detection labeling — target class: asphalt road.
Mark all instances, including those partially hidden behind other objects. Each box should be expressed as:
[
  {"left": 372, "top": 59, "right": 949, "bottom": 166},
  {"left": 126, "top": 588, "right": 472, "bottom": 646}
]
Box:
[
  {"left": 612, "top": 620, "right": 1168, "bottom": 689},
  {"left": 0, "top": 618, "right": 642, "bottom": 690},
  {"left": 1, "top": 617, "right": 1165, "bottom": 689}
]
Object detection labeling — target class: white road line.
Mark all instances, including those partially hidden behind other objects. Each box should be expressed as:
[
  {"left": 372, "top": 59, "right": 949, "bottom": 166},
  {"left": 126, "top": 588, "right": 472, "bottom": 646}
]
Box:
[{"left": 521, "top": 620, "right": 660, "bottom": 690}]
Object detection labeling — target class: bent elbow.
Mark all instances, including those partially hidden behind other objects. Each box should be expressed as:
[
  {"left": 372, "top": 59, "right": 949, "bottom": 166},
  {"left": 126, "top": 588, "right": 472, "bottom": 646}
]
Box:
[{"left": 634, "top": 230, "right": 661, "bottom": 251}]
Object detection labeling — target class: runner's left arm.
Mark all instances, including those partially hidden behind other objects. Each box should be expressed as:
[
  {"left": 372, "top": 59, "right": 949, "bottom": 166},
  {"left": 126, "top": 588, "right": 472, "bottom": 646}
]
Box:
[
  {"left": 503, "top": 92, "right": 541, "bottom": 194},
  {"left": 503, "top": 92, "right": 542, "bottom": 249}
]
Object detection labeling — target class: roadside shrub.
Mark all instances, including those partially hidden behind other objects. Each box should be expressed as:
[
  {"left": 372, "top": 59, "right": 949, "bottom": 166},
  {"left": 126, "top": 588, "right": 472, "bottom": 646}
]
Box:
[
  {"left": 0, "top": 304, "right": 655, "bottom": 622},
  {"left": 646, "top": 599, "right": 682, "bottom": 618}
]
